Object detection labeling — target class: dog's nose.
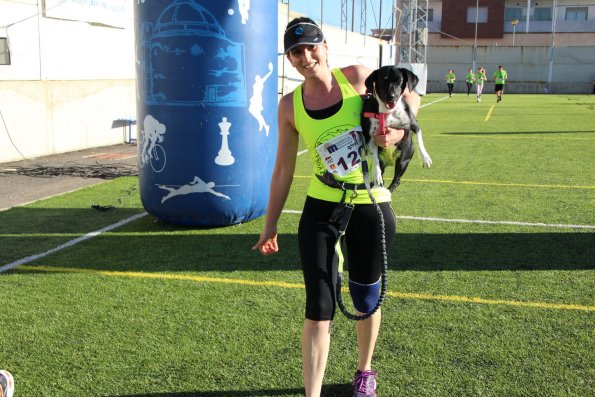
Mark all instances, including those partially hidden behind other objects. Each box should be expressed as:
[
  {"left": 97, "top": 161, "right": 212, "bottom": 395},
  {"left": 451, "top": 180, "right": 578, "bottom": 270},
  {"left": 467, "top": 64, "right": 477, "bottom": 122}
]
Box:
[{"left": 385, "top": 94, "right": 395, "bottom": 102}]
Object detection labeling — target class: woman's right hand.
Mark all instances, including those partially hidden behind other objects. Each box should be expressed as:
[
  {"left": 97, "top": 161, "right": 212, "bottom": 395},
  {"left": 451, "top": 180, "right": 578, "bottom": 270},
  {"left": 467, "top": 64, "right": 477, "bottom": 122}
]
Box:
[{"left": 252, "top": 225, "right": 279, "bottom": 255}]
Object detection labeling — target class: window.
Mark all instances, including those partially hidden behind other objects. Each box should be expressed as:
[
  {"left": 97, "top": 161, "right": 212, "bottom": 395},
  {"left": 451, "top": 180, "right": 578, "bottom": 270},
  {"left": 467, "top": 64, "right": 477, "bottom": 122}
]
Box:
[
  {"left": 505, "top": 8, "right": 523, "bottom": 22},
  {"left": 565, "top": 7, "right": 588, "bottom": 21},
  {"left": 467, "top": 6, "right": 488, "bottom": 23},
  {"left": 427, "top": 8, "right": 434, "bottom": 22},
  {"left": 533, "top": 7, "right": 552, "bottom": 21},
  {"left": 0, "top": 38, "right": 10, "bottom": 65}
]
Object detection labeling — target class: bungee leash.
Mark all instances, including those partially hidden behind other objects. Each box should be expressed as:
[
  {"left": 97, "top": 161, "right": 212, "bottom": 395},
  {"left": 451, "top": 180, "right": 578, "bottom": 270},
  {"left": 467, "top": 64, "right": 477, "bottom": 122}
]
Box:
[{"left": 317, "top": 135, "right": 389, "bottom": 321}]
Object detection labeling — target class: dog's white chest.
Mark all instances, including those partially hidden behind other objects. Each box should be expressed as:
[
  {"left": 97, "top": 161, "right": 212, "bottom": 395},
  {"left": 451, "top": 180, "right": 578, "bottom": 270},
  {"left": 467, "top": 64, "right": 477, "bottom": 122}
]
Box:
[{"left": 386, "top": 105, "right": 411, "bottom": 130}]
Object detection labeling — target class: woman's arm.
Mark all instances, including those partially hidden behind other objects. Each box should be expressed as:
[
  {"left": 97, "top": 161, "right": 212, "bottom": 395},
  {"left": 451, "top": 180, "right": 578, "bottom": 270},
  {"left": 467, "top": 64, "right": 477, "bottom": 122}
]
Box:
[{"left": 252, "top": 94, "right": 299, "bottom": 255}]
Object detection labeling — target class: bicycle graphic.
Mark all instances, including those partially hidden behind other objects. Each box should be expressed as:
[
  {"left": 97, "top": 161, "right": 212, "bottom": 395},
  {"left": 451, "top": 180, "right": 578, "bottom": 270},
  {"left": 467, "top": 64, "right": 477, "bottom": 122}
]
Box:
[
  {"left": 141, "top": 115, "right": 167, "bottom": 173},
  {"left": 145, "top": 142, "right": 167, "bottom": 172}
]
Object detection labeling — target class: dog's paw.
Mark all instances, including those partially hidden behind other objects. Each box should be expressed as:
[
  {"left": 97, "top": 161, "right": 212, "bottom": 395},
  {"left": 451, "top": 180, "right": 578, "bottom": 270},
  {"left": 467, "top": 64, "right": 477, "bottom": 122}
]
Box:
[{"left": 421, "top": 154, "right": 432, "bottom": 168}]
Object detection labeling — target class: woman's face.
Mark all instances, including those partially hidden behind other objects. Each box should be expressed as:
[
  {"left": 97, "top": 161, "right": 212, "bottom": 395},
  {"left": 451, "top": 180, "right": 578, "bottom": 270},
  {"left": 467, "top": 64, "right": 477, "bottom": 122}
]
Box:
[{"left": 287, "top": 43, "right": 328, "bottom": 77}]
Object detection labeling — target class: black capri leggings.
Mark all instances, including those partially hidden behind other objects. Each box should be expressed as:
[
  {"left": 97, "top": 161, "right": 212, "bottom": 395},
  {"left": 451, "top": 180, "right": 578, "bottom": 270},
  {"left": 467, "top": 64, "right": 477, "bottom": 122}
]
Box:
[{"left": 298, "top": 196, "right": 396, "bottom": 321}]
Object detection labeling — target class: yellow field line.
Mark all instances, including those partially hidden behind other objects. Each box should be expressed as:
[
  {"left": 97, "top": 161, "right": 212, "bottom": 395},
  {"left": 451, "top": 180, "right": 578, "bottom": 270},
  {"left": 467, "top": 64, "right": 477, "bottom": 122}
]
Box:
[
  {"left": 484, "top": 105, "right": 495, "bottom": 122},
  {"left": 390, "top": 291, "right": 595, "bottom": 312},
  {"left": 18, "top": 265, "right": 595, "bottom": 312},
  {"left": 293, "top": 175, "right": 595, "bottom": 189},
  {"left": 436, "top": 135, "right": 595, "bottom": 140}
]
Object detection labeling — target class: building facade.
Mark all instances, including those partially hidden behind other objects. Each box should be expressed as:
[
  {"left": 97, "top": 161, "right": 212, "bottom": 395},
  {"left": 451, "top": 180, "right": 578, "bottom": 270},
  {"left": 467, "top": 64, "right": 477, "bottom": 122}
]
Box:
[{"left": 372, "top": 0, "right": 595, "bottom": 93}]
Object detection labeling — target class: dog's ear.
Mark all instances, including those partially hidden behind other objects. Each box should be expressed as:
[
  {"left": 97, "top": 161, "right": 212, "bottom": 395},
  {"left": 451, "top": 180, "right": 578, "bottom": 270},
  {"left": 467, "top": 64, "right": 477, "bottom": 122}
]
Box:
[
  {"left": 364, "top": 70, "right": 377, "bottom": 95},
  {"left": 399, "top": 68, "right": 419, "bottom": 92}
]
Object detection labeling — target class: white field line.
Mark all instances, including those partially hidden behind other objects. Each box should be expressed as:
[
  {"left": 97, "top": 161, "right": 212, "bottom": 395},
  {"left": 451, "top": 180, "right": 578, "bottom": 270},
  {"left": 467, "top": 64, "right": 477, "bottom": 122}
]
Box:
[
  {"left": 0, "top": 212, "right": 148, "bottom": 273},
  {"left": 420, "top": 95, "right": 451, "bottom": 108},
  {"left": 282, "top": 210, "right": 595, "bottom": 230}
]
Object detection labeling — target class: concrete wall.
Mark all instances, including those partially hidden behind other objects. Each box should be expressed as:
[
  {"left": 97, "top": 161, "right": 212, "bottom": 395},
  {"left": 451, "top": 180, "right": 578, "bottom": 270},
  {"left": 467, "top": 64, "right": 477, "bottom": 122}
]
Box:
[{"left": 0, "top": 0, "right": 136, "bottom": 163}]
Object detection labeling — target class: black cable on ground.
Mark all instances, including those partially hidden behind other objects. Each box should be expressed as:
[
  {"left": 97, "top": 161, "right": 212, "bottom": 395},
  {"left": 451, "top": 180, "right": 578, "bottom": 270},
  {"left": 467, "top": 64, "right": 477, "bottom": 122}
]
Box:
[{"left": 0, "top": 161, "right": 138, "bottom": 179}]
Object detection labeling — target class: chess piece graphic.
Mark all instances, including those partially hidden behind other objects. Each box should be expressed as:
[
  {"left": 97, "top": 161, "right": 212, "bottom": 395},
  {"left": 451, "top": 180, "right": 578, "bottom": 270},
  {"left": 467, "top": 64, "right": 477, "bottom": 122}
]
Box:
[{"left": 215, "top": 117, "right": 235, "bottom": 166}]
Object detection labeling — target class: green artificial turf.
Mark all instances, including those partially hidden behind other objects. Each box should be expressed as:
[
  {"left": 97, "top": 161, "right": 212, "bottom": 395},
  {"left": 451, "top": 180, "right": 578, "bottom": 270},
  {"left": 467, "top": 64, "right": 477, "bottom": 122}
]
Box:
[{"left": 1, "top": 94, "right": 593, "bottom": 396}]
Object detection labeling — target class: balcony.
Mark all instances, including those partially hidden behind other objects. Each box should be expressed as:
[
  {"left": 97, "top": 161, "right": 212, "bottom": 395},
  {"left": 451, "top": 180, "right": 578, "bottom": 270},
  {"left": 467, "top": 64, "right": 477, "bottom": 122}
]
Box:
[{"left": 503, "top": 19, "right": 595, "bottom": 33}]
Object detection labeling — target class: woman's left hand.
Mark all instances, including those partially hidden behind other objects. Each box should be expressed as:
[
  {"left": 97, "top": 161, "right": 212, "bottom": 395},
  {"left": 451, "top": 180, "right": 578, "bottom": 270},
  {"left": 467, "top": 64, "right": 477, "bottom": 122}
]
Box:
[{"left": 373, "top": 127, "right": 405, "bottom": 148}]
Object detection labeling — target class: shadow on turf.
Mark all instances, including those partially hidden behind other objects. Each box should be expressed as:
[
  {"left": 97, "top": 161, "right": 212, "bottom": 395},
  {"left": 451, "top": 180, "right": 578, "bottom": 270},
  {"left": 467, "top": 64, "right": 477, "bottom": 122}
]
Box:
[
  {"left": 1, "top": 207, "right": 593, "bottom": 272},
  {"left": 394, "top": 232, "right": 595, "bottom": 270},
  {"left": 5, "top": 231, "right": 593, "bottom": 272},
  {"left": 109, "top": 383, "right": 351, "bottom": 396}
]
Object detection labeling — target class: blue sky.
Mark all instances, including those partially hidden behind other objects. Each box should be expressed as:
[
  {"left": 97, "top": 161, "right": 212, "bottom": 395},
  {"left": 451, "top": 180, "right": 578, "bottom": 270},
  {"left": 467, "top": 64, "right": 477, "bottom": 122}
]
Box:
[{"left": 281, "top": 0, "right": 396, "bottom": 35}]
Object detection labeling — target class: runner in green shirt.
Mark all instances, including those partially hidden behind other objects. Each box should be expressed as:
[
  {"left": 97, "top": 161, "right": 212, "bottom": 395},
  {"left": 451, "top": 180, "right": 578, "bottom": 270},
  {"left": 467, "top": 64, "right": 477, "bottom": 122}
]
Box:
[
  {"left": 445, "top": 69, "right": 456, "bottom": 97},
  {"left": 475, "top": 67, "right": 487, "bottom": 102},
  {"left": 493, "top": 65, "right": 508, "bottom": 102},
  {"left": 465, "top": 68, "right": 475, "bottom": 97}
]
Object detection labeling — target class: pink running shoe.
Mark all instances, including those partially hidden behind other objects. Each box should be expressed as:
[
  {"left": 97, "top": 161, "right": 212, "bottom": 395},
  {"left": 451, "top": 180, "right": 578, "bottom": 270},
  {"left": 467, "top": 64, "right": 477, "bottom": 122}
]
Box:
[{"left": 353, "top": 369, "right": 377, "bottom": 396}]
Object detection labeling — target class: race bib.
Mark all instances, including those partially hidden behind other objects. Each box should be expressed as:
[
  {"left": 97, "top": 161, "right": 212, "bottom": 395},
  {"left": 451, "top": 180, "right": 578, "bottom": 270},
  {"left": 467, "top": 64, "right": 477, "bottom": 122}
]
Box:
[{"left": 316, "top": 127, "right": 363, "bottom": 177}]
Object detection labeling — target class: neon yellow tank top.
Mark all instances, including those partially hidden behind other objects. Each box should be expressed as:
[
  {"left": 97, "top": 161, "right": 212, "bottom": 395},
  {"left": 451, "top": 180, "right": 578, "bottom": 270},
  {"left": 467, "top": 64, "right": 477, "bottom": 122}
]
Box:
[{"left": 293, "top": 68, "right": 391, "bottom": 204}]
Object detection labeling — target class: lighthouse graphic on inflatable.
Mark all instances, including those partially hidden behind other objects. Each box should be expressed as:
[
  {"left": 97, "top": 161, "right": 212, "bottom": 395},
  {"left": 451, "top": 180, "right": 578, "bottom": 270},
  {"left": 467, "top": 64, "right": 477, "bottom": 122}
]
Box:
[{"left": 139, "top": 0, "right": 246, "bottom": 107}]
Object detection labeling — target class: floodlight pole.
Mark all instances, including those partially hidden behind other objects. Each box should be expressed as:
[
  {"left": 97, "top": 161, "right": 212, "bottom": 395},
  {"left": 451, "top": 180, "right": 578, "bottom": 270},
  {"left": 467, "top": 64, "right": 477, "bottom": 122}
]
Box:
[
  {"left": 547, "top": 0, "right": 557, "bottom": 90},
  {"left": 379, "top": 0, "right": 383, "bottom": 31},
  {"left": 511, "top": 19, "right": 519, "bottom": 46},
  {"left": 525, "top": 0, "right": 531, "bottom": 33},
  {"left": 472, "top": 0, "right": 479, "bottom": 72}
]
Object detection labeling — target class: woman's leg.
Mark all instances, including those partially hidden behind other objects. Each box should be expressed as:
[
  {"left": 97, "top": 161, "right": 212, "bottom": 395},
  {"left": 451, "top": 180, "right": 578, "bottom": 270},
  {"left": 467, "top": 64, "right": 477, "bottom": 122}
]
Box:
[
  {"left": 356, "top": 309, "right": 381, "bottom": 370},
  {"left": 298, "top": 197, "right": 340, "bottom": 396},
  {"left": 345, "top": 203, "right": 396, "bottom": 372},
  {"left": 302, "top": 320, "right": 332, "bottom": 396}
]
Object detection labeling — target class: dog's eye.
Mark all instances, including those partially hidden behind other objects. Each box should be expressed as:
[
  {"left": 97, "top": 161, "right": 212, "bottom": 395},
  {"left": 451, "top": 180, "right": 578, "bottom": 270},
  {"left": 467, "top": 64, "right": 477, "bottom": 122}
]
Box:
[{"left": 383, "top": 76, "right": 388, "bottom": 80}]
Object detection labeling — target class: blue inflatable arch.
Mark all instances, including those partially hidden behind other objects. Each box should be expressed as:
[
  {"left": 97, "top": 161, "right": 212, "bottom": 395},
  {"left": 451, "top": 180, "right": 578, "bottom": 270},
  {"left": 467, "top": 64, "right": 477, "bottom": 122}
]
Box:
[{"left": 134, "top": 0, "right": 278, "bottom": 226}]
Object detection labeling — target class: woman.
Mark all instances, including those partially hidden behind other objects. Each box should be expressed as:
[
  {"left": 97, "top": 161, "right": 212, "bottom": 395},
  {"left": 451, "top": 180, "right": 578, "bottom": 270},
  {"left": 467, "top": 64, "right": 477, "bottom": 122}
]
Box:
[
  {"left": 445, "top": 68, "right": 456, "bottom": 97},
  {"left": 252, "top": 17, "right": 420, "bottom": 397},
  {"left": 475, "top": 66, "right": 487, "bottom": 102},
  {"left": 465, "top": 68, "right": 475, "bottom": 96}
]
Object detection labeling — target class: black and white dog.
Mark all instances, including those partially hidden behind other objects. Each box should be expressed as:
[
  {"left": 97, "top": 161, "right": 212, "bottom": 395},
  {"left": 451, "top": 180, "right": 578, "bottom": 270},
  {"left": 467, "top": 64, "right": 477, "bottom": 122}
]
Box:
[{"left": 361, "top": 66, "right": 432, "bottom": 192}]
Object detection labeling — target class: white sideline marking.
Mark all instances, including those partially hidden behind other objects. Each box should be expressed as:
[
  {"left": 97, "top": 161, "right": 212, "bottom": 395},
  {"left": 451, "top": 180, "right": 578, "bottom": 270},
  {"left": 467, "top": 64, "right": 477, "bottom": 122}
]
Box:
[
  {"left": 397, "top": 215, "right": 595, "bottom": 230},
  {"left": 282, "top": 210, "right": 595, "bottom": 230},
  {"left": 0, "top": 212, "right": 148, "bottom": 273},
  {"left": 420, "top": 96, "right": 450, "bottom": 108}
]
